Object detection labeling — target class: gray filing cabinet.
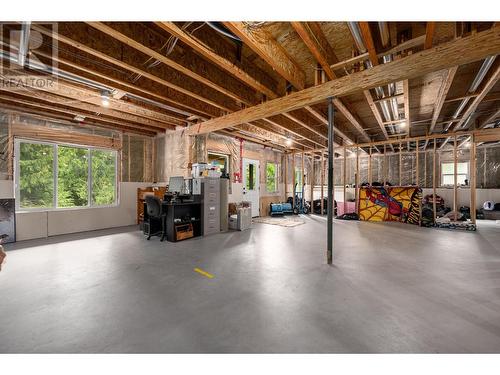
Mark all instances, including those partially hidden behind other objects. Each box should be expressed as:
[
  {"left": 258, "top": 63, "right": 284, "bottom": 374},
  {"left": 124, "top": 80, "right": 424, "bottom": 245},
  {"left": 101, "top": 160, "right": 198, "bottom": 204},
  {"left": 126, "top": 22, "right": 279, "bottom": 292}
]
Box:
[
  {"left": 202, "top": 178, "right": 220, "bottom": 236},
  {"left": 220, "top": 178, "right": 229, "bottom": 232}
]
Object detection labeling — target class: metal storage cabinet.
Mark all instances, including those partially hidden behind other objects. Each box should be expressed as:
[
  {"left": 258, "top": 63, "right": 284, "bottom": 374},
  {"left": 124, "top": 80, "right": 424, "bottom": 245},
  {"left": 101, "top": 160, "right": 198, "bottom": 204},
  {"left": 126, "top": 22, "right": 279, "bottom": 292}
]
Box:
[
  {"left": 202, "top": 178, "right": 220, "bottom": 236},
  {"left": 220, "top": 178, "right": 229, "bottom": 232}
]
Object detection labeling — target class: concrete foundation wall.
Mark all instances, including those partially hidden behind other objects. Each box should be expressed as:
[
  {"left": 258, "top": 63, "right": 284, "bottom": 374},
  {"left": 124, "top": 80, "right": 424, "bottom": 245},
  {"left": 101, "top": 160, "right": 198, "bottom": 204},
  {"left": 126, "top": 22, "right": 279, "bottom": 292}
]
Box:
[{"left": 0, "top": 181, "right": 149, "bottom": 241}]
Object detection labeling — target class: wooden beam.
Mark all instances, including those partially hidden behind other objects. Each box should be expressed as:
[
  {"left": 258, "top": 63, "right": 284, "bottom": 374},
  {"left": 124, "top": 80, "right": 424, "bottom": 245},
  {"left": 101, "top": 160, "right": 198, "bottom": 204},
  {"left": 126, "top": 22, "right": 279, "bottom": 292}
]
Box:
[
  {"left": 186, "top": 27, "right": 500, "bottom": 135},
  {"left": 403, "top": 79, "right": 411, "bottom": 132},
  {"left": 470, "top": 134, "right": 477, "bottom": 224},
  {"left": 0, "top": 74, "right": 174, "bottom": 131},
  {"left": 218, "top": 129, "right": 285, "bottom": 151},
  {"left": 86, "top": 22, "right": 250, "bottom": 106},
  {"left": 424, "top": 22, "right": 436, "bottom": 49},
  {"left": 330, "top": 53, "right": 369, "bottom": 71},
  {"left": 291, "top": 22, "right": 338, "bottom": 80},
  {"left": 429, "top": 66, "right": 458, "bottom": 133},
  {"left": 479, "top": 107, "right": 500, "bottom": 128},
  {"left": 155, "top": 22, "right": 278, "bottom": 99},
  {"left": 282, "top": 113, "right": 327, "bottom": 140},
  {"left": 364, "top": 90, "right": 389, "bottom": 139},
  {"left": 32, "top": 24, "right": 231, "bottom": 113},
  {"left": 378, "top": 35, "right": 426, "bottom": 58},
  {"left": 304, "top": 106, "right": 354, "bottom": 144},
  {"left": 452, "top": 63, "right": 500, "bottom": 130},
  {"left": 332, "top": 99, "right": 371, "bottom": 142},
  {"left": 358, "top": 22, "right": 379, "bottom": 66},
  {"left": 33, "top": 49, "right": 206, "bottom": 119},
  {"left": 0, "top": 94, "right": 162, "bottom": 134},
  {"left": 0, "top": 103, "right": 154, "bottom": 137},
  {"left": 291, "top": 23, "right": 371, "bottom": 143},
  {"left": 10, "top": 121, "right": 123, "bottom": 149},
  {"left": 261, "top": 118, "right": 326, "bottom": 148},
  {"left": 224, "top": 22, "right": 306, "bottom": 90}
]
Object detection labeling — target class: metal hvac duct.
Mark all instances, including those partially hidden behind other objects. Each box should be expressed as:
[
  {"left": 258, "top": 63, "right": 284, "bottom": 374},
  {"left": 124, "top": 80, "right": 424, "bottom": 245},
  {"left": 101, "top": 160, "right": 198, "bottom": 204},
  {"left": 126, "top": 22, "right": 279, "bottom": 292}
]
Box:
[{"left": 444, "top": 55, "right": 496, "bottom": 132}]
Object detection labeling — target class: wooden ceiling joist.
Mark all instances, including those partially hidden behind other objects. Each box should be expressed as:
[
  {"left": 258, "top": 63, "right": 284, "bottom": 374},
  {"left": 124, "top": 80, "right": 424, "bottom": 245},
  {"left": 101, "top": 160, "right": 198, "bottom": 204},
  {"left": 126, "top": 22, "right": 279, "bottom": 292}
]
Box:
[
  {"left": 452, "top": 62, "right": 500, "bottom": 131},
  {"left": 0, "top": 102, "right": 155, "bottom": 137},
  {"left": 403, "top": 79, "right": 411, "bottom": 131},
  {"left": 358, "top": 22, "right": 379, "bottom": 66},
  {"left": 260, "top": 118, "right": 327, "bottom": 148},
  {"left": 155, "top": 22, "right": 278, "bottom": 99},
  {"left": 0, "top": 75, "right": 174, "bottom": 131},
  {"left": 86, "top": 22, "right": 258, "bottom": 107},
  {"left": 32, "top": 49, "right": 205, "bottom": 120},
  {"left": 364, "top": 90, "right": 390, "bottom": 139},
  {"left": 0, "top": 94, "right": 162, "bottom": 134},
  {"left": 479, "top": 107, "right": 500, "bottom": 128},
  {"left": 32, "top": 24, "right": 231, "bottom": 114},
  {"left": 185, "top": 26, "right": 500, "bottom": 135},
  {"left": 292, "top": 21, "right": 370, "bottom": 143},
  {"left": 429, "top": 66, "right": 458, "bottom": 133},
  {"left": 424, "top": 22, "right": 436, "bottom": 49},
  {"left": 290, "top": 22, "right": 339, "bottom": 80},
  {"left": 224, "top": 22, "right": 306, "bottom": 91}
]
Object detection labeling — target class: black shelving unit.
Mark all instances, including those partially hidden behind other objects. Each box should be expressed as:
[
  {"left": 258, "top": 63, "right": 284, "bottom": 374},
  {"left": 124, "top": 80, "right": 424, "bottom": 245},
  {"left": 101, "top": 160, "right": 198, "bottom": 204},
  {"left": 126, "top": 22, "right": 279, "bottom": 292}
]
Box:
[{"left": 164, "top": 201, "right": 202, "bottom": 242}]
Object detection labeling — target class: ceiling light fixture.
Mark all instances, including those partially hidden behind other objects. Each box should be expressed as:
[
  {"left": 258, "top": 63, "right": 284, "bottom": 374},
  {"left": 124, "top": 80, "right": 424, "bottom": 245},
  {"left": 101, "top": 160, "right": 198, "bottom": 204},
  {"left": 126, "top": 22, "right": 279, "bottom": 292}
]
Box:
[
  {"left": 285, "top": 137, "right": 293, "bottom": 147},
  {"left": 101, "top": 90, "right": 110, "bottom": 107}
]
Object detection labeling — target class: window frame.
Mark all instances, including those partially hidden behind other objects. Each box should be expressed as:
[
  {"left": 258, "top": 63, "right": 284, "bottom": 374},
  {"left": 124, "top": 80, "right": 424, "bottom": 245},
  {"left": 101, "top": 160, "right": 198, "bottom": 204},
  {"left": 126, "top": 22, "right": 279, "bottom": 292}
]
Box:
[
  {"left": 440, "top": 161, "right": 469, "bottom": 187},
  {"left": 207, "top": 151, "right": 230, "bottom": 175},
  {"left": 266, "top": 161, "right": 279, "bottom": 193},
  {"left": 14, "top": 138, "right": 119, "bottom": 212}
]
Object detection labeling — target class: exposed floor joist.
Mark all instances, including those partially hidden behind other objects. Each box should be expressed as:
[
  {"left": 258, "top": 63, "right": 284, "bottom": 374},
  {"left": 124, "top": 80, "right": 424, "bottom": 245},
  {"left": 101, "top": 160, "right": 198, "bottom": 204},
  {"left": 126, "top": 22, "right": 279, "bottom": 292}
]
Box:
[{"left": 185, "top": 27, "right": 500, "bottom": 135}]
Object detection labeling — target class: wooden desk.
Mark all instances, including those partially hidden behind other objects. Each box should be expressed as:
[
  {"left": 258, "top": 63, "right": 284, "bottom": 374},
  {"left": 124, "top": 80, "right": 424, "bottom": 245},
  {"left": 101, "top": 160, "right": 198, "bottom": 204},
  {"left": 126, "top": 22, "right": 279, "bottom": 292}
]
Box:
[{"left": 137, "top": 187, "right": 166, "bottom": 224}]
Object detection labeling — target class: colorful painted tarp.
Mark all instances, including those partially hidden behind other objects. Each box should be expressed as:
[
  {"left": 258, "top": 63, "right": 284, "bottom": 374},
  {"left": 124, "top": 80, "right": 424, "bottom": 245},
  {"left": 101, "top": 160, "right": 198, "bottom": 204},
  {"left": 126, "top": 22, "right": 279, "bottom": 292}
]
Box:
[{"left": 358, "top": 187, "right": 422, "bottom": 225}]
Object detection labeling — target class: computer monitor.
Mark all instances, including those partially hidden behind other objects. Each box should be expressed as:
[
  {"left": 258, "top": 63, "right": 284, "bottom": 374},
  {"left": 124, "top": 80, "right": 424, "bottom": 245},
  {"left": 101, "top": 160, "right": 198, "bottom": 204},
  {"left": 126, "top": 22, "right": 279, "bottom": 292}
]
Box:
[{"left": 168, "top": 176, "right": 185, "bottom": 194}]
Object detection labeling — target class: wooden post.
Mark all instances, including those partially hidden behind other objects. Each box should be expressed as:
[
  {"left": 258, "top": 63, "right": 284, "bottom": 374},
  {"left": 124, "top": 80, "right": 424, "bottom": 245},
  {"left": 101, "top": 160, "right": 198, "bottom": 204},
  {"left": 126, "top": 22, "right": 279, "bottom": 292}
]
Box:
[
  {"left": 483, "top": 148, "right": 487, "bottom": 187},
  {"left": 321, "top": 152, "right": 325, "bottom": 215},
  {"left": 470, "top": 135, "right": 477, "bottom": 224},
  {"left": 383, "top": 144, "right": 387, "bottom": 186},
  {"left": 128, "top": 134, "right": 131, "bottom": 182},
  {"left": 152, "top": 136, "right": 156, "bottom": 182},
  {"left": 292, "top": 152, "right": 296, "bottom": 208},
  {"left": 416, "top": 140, "right": 420, "bottom": 186},
  {"left": 310, "top": 155, "right": 314, "bottom": 211},
  {"left": 7, "top": 113, "right": 13, "bottom": 180},
  {"left": 399, "top": 142, "right": 402, "bottom": 186},
  {"left": 355, "top": 146, "right": 360, "bottom": 213},
  {"left": 343, "top": 147, "right": 347, "bottom": 214},
  {"left": 284, "top": 153, "right": 288, "bottom": 201},
  {"left": 368, "top": 146, "right": 372, "bottom": 185},
  {"left": 454, "top": 135, "right": 458, "bottom": 221},
  {"left": 424, "top": 149, "right": 427, "bottom": 188},
  {"left": 433, "top": 139, "right": 437, "bottom": 223}
]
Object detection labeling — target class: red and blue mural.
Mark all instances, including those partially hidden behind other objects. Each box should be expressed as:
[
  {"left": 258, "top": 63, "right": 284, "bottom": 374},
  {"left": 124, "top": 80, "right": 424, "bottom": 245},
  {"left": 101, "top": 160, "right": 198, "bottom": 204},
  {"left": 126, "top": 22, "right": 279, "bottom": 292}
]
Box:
[{"left": 358, "top": 187, "right": 422, "bottom": 225}]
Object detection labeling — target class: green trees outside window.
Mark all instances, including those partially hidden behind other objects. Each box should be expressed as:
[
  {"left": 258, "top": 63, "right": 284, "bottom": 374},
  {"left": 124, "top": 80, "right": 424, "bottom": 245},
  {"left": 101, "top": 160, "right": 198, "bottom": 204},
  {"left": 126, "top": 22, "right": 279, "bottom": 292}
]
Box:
[
  {"left": 92, "top": 150, "right": 116, "bottom": 206},
  {"left": 266, "top": 162, "right": 278, "bottom": 193},
  {"left": 17, "top": 141, "right": 117, "bottom": 210},
  {"left": 58, "top": 146, "right": 89, "bottom": 208},
  {"left": 19, "top": 143, "right": 54, "bottom": 208}
]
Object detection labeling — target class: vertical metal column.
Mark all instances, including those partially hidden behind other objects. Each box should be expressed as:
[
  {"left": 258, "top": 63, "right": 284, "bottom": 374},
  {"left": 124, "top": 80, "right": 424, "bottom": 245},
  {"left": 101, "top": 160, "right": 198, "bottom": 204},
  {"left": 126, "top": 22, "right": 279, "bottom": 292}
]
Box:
[{"left": 327, "top": 97, "right": 334, "bottom": 265}]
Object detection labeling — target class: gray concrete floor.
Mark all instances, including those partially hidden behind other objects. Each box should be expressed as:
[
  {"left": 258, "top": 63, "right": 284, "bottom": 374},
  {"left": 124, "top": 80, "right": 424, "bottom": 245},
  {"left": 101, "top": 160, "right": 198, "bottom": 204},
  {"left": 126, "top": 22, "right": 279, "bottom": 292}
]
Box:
[{"left": 1, "top": 217, "right": 500, "bottom": 353}]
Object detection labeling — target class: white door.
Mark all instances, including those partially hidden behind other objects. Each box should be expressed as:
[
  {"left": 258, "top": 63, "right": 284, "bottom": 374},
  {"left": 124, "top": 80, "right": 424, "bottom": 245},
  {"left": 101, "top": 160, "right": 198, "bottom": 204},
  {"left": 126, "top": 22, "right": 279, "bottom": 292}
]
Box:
[{"left": 243, "top": 158, "right": 260, "bottom": 217}]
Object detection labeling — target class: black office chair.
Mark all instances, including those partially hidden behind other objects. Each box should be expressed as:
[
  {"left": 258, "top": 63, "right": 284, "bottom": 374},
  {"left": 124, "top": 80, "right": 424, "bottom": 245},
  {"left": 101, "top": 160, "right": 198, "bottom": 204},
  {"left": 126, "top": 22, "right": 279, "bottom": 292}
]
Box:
[{"left": 144, "top": 195, "right": 166, "bottom": 241}]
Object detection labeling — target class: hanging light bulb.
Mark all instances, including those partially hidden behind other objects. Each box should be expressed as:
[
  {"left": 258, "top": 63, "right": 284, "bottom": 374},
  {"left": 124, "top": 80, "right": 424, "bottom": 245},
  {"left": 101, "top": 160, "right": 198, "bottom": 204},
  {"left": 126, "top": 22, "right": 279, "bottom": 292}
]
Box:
[
  {"left": 285, "top": 137, "right": 293, "bottom": 147},
  {"left": 101, "top": 90, "right": 110, "bottom": 107}
]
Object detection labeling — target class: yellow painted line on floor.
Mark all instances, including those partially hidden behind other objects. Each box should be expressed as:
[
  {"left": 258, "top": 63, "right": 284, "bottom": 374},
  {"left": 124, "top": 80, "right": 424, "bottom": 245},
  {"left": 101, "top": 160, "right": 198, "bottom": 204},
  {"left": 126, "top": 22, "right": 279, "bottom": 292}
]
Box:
[{"left": 194, "top": 268, "right": 214, "bottom": 279}]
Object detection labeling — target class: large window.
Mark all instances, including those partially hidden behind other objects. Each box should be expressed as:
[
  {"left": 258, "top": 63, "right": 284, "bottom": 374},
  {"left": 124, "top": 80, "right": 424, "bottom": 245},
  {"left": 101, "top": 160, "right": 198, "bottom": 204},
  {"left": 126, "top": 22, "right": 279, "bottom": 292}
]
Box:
[
  {"left": 16, "top": 140, "right": 117, "bottom": 210},
  {"left": 441, "top": 161, "right": 469, "bottom": 186},
  {"left": 266, "top": 162, "right": 278, "bottom": 193}
]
